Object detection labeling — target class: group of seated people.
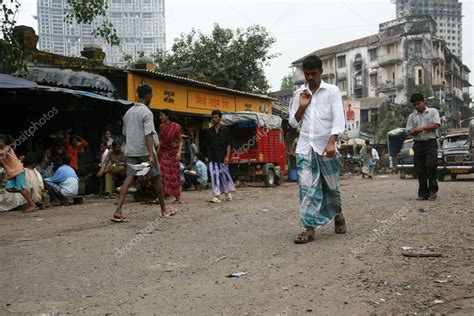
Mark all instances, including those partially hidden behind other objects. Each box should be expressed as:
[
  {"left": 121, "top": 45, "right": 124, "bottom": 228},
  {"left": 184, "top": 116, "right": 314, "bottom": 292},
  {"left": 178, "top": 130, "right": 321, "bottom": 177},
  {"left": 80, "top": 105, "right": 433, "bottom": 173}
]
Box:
[
  {"left": 1, "top": 128, "right": 213, "bottom": 211},
  {"left": 0, "top": 134, "right": 80, "bottom": 211}
]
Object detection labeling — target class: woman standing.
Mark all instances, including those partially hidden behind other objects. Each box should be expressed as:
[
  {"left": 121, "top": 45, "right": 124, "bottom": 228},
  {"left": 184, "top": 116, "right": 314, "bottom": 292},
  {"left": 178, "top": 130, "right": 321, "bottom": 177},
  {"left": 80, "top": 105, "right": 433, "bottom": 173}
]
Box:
[{"left": 158, "top": 109, "right": 183, "bottom": 204}]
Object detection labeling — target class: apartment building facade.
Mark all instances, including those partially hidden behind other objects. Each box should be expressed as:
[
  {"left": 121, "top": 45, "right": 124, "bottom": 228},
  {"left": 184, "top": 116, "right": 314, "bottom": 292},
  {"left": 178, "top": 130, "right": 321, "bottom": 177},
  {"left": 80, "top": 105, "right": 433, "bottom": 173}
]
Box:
[
  {"left": 37, "top": 0, "right": 166, "bottom": 66},
  {"left": 394, "top": 0, "right": 463, "bottom": 59},
  {"left": 291, "top": 15, "right": 471, "bottom": 126}
]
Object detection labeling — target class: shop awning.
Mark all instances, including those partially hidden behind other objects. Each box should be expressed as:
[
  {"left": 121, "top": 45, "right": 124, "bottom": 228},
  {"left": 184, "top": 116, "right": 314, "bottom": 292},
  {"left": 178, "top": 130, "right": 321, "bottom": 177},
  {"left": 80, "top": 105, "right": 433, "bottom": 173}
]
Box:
[{"left": 37, "top": 86, "right": 132, "bottom": 106}]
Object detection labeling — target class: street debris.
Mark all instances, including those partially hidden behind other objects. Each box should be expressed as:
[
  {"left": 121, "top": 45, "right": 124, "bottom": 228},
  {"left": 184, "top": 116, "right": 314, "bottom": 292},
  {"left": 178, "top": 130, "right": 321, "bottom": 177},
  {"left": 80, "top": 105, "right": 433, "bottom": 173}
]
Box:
[
  {"left": 435, "top": 280, "right": 448, "bottom": 283},
  {"left": 215, "top": 256, "right": 227, "bottom": 262},
  {"left": 226, "top": 272, "right": 247, "bottom": 278},
  {"left": 402, "top": 252, "right": 442, "bottom": 258},
  {"left": 401, "top": 246, "right": 413, "bottom": 250},
  {"left": 434, "top": 300, "right": 444, "bottom": 304}
]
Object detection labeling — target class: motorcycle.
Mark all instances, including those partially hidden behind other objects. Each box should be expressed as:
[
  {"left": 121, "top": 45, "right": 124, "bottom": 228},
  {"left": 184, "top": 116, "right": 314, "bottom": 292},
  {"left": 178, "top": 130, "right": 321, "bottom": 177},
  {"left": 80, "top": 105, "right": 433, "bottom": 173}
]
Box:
[{"left": 339, "top": 154, "right": 363, "bottom": 176}]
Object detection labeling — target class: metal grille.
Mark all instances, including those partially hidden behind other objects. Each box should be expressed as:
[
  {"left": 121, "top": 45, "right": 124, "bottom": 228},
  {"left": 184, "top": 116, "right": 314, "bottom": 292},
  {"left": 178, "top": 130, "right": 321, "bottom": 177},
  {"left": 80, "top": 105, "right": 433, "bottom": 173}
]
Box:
[{"left": 445, "top": 155, "right": 464, "bottom": 163}]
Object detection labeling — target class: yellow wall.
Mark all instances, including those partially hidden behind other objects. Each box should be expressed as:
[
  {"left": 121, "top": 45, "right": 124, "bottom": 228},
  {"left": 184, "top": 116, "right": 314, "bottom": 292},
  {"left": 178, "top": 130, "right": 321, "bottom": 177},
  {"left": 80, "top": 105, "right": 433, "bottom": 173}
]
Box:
[{"left": 128, "top": 74, "right": 272, "bottom": 115}]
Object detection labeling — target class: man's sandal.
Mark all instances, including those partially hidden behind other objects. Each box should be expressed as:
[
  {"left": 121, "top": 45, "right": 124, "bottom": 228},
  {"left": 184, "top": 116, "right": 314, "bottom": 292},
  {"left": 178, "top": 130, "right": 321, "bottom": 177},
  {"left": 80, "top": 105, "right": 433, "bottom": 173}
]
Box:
[
  {"left": 111, "top": 215, "right": 130, "bottom": 223},
  {"left": 294, "top": 231, "right": 315, "bottom": 244},
  {"left": 161, "top": 207, "right": 177, "bottom": 218},
  {"left": 334, "top": 214, "right": 347, "bottom": 234}
]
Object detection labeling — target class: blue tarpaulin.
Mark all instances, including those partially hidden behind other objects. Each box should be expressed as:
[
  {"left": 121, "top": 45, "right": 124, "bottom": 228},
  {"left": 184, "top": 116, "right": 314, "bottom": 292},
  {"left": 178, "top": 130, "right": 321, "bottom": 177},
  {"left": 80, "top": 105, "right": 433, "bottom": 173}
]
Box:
[
  {"left": 37, "top": 86, "right": 132, "bottom": 106},
  {"left": 0, "top": 74, "right": 38, "bottom": 89},
  {"left": 0, "top": 73, "right": 131, "bottom": 106}
]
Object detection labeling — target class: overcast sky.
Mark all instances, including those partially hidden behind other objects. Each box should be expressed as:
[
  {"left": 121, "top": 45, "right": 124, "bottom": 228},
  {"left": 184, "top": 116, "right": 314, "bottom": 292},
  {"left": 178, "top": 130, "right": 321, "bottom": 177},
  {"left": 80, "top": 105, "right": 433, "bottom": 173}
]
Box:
[{"left": 15, "top": 0, "right": 474, "bottom": 92}]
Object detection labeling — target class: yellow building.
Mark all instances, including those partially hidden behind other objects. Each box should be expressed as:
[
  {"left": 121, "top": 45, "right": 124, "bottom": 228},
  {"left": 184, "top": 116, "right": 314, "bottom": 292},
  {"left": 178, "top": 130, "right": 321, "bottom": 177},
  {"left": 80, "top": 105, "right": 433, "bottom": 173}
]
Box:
[{"left": 127, "top": 69, "right": 274, "bottom": 149}]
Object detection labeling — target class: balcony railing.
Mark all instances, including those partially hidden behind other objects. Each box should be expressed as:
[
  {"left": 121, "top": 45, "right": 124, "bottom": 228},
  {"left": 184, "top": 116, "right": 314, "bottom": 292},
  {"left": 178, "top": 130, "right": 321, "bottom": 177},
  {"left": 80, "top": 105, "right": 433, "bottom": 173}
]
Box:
[
  {"left": 377, "top": 78, "right": 404, "bottom": 91},
  {"left": 377, "top": 52, "right": 403, "bottom": 65}
]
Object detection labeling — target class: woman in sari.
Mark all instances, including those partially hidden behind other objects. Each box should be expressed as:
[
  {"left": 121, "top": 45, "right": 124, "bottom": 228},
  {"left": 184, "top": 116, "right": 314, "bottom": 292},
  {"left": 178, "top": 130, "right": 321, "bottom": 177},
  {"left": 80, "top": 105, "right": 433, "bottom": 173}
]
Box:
[{"left": 158, "top": 109, "right": 183, "bottom": 204}]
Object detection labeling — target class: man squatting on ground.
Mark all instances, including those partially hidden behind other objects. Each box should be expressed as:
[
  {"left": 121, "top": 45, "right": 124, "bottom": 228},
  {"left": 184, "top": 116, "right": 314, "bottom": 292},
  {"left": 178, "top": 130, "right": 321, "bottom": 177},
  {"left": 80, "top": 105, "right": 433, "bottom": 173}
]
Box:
[
  {"left": 406, "top": 93, "right": 441, "bottom": 200},
  {"left": 289, "top": 55, "right": 347, "bottom": 244}
]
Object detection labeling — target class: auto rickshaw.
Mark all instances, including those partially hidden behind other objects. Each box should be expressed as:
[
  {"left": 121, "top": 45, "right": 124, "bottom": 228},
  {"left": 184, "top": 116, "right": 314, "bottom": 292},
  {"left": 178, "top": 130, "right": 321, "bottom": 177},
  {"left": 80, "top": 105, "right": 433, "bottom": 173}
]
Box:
[{"left": 221, "top": 112, "right": 286, "bottom": 187}]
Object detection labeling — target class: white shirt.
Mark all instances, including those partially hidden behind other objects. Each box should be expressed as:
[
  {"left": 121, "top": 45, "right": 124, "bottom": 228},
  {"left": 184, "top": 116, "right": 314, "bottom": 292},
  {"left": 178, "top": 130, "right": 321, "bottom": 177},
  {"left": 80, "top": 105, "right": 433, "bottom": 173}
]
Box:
[
  {"left": 371, "top": 148, "right": 379, "bottom": 160},
  {"left": 289, "top": 81, "right": 345, "bottom": 155}
]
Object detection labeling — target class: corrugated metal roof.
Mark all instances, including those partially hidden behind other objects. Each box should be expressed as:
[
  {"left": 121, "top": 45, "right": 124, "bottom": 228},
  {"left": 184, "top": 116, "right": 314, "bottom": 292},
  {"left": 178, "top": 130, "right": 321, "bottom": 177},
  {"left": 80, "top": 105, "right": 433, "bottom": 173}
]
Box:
[
  {"left": 0, "top": 74, "right": 37, "bottom": 89},
  {"left": 129, "top": 69, "right": 276, "bottom": 101}
]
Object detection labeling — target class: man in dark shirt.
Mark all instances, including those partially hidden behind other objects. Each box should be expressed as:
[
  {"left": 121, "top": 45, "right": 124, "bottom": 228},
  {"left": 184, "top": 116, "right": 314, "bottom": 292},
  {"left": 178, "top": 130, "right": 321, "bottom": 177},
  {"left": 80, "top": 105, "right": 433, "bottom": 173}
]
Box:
[{"left": 206, "top": 109, "right": 235, "bottom": 203}]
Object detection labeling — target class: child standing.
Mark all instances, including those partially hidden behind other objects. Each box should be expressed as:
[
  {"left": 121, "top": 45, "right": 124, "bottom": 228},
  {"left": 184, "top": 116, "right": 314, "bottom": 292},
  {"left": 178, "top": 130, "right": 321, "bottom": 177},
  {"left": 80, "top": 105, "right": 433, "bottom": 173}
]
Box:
[{"left": 0, "top": 135, "right": 37, "bottom": 212}]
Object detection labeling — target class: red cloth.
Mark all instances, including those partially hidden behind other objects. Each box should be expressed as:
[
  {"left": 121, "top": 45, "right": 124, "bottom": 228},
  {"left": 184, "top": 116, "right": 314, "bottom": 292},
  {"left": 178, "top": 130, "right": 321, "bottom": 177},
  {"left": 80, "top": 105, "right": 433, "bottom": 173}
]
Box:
[
  {"left": 158, "top": 122, "right": 182, "bottom": 199},
  {"left": 65, "top": 136, "right": 88, "bottom": 170},
  {"left": 346, "top": 109, "right": 355, "bottom": 121}
]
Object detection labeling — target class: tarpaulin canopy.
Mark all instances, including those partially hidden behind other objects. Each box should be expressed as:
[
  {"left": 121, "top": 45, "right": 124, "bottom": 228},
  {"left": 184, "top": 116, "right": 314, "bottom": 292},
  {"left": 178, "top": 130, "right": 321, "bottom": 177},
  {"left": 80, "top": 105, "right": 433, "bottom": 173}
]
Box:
[
  {"left": 221, "top": 111, "right": 282, "bottom": 129},
  {"left": 27, "top": 67, "right": 116, "bottom": 92},
  {"left": 0, "top": 73, "right": 130, "bottom": 106},
  {"left": 37, "top": 86, "right": 132, "bottom": 105},
  {"left": 0, "top": 74, "right": 38, "bottom": 89}
]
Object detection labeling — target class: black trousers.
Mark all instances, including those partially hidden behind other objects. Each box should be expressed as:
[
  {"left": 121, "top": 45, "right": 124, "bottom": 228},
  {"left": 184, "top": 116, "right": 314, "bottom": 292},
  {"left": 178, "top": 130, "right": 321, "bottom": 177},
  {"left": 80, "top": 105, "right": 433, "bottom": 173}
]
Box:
[
  {"left": 413, "top": 139, "right": 438, "bottom": 198},
  {"left": 184, "top": 173, "right": 199, "bottom": 189}
]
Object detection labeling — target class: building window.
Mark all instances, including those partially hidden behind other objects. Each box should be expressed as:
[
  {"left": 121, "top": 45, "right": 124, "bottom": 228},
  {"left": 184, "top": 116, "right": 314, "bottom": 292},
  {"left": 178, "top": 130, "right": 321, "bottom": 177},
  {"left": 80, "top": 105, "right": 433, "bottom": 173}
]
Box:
[
  {"left": 414, "top": 40, "right": 422, "bottom": 55},
  {"left": 415, "top": 66, "right": 424, "bottom": 85},
  {"left": 370, "top": 74, "right": 377, "bottom": 87},
  {"left": 369, "top": 48, "right": 377, "bottom": 62},
  {"left": 337, "top": 55, "right": 346, "bottom": 68},
  {"left": 337, "top": 80, "right": 347, "bottom": 91}
]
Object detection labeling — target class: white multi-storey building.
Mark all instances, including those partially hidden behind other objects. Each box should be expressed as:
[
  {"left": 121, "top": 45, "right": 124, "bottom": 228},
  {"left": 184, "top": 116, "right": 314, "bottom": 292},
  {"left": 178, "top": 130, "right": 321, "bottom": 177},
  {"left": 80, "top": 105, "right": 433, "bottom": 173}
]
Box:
[
  {"left": 37, "top": 0, "right": 166, "bottom": 66},
  {"left": 292, "top": 15, "right": 471, "bottom": 132},
  {"left": 394, "top": 0, "right": 463, "bottom": 59}
]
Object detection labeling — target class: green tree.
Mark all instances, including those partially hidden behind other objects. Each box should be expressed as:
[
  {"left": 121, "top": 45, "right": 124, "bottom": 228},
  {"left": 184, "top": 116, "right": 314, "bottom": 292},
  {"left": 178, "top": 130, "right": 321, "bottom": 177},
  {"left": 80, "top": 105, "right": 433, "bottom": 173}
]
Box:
[
  {"left": 377, "top": 111, "right": 401, "bottom": 141},
  {"left": 1, "top": 0, "right": 119, "bottom": 73},
  {"left": 1, "top": 0, "right": 23, "bottom": 73},
  {"left": 280, "top": 72, "right": 294, "bottom": 90},
  {"left": 153, "top": 24, "right": 278, "bottom": 93}
]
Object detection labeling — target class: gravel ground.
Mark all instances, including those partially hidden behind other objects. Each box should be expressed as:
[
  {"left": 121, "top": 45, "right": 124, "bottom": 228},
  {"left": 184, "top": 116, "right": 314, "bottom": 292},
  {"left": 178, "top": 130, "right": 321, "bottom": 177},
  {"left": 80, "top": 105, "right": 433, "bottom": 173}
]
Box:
[{"left": 0, "top": 174, "right": 473, "bottom": 315}]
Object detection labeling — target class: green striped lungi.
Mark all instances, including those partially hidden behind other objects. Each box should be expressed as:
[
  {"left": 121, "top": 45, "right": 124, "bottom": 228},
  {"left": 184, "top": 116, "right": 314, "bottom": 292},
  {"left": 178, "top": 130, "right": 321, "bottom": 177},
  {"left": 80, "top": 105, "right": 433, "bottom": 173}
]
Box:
[{"left": 296, "top": 149, "right": 342, "bottom": 229}]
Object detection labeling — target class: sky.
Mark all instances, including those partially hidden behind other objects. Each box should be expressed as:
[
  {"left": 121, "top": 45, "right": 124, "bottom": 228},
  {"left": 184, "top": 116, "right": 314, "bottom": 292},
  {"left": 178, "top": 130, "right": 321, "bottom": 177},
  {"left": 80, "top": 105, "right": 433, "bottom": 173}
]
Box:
[{"left": 14, "top": 0, "right": 474, "bottom": 92}]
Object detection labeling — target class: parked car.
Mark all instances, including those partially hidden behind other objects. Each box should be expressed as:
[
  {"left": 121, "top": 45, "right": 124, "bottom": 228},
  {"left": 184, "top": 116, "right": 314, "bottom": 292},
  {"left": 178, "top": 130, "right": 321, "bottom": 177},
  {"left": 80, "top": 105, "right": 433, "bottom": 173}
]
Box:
[
  {"left": 222, "top": 111, "right": 286, "bottom": 187},
  {"left": 437, "top": 129, "right": 474, "bottom": 181}
]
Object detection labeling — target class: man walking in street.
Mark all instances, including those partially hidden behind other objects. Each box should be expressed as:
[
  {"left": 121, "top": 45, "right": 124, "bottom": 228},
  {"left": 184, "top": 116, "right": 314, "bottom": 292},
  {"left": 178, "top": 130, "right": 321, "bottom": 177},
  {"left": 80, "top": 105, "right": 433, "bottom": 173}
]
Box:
[
  {"left": 289, "top": 55, "right": 347, "bottom": 244},
  {"left": 406, "top": 93, "right": 441, "bottom": 200},
  {"left": 206, "top": 109, "right": 235, "bottom": 203},
  {"left": 111, "top": 84, "right": 171, "bottom": 222}
]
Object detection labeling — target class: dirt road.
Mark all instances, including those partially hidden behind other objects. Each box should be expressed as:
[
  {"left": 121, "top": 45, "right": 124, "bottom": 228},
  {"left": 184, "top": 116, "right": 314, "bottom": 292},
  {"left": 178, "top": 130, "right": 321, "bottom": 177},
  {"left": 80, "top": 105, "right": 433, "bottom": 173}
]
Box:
[{"left": 1, "top": 175, "right": 473, "bottom": 315}]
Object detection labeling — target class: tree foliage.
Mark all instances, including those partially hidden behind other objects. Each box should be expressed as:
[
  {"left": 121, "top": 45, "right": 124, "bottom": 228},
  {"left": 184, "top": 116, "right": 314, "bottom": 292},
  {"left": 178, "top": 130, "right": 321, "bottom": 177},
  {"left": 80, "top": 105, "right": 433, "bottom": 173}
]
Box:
[
  {"left": 0, "top": 0, "right": 23, "bottom": 73},
  {"left": 65, "top": 0, "right": 119, "bottom": 46},
  {"left": 280, "top": 72, "right": 294, "bottom": 90},
  {"left": 0, "top": 0, "right": 119, "bottom": 73},
  {"left": 377, "top": 111, "right": 402, "bottom": 140},
  {"left": 153, "top": 24, "right": 278, "bottom": 93}
]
